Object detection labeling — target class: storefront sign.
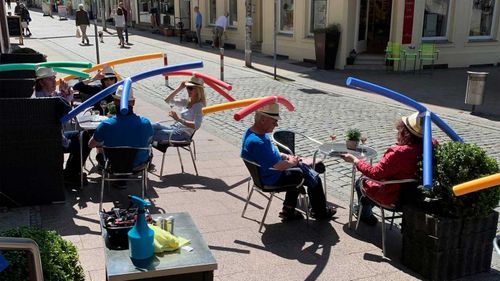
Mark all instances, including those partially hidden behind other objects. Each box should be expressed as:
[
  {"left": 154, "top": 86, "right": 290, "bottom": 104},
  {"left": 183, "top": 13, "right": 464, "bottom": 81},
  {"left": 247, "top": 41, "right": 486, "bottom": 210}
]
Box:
[{"left": 402, "top": 0, "right": 415, "bottom": 44}]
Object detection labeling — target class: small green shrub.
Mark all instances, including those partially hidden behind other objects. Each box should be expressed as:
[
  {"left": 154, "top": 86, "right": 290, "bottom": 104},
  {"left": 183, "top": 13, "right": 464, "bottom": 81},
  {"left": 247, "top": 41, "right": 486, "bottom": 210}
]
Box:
[
  {"left": 345, "top": 128, "right": 361, "bottom": 141},
  {"left": 0, "top": 227, "right": 85, "bottom": 281},
  {"left": 420, "top": 142, "right": 500, "bottom": 218},
  {"left": 314, "top": 23, "right": 341, "bottom": 34}
]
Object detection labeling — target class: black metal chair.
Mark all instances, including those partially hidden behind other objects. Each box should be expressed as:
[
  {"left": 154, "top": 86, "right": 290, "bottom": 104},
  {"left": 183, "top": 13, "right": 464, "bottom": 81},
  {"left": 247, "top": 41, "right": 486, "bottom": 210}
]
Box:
[
  {"left": 152, "top": 129, "right": 198, "bottom": 176},
  {"left": 99, "top": 146, "right": 151, "bottom": 211},
  {"left": 241, "top": 158, "right": 308, "bottom": 233},
  {"left": 355, "top": 176, "right": 418, "bottom": 256}
]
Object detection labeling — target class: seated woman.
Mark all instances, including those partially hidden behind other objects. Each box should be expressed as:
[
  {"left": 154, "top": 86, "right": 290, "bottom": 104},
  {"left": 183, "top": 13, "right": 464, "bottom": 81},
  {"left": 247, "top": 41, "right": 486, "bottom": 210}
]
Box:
[
  {"left": 341, "top": 112, "right": 425, "bottom": 226},
  {"left": 152, "top": 76, "right": 206, "bottom": 143}
]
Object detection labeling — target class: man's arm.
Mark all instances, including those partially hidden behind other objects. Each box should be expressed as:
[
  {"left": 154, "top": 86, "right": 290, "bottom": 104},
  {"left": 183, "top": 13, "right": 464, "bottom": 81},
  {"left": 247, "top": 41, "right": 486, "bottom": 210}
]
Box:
[
  {"left": 273, "top": 154, "right": 300, "bottom": 171},
  {"left": 88, "top": 137, "right": 100, "bottom": 149}
]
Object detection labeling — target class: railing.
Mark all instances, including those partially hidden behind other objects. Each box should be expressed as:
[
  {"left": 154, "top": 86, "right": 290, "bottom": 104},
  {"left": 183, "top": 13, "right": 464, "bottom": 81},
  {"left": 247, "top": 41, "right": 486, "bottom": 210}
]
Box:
[{"left": 0, "top": 237, "right": 44, "bottom": 281}]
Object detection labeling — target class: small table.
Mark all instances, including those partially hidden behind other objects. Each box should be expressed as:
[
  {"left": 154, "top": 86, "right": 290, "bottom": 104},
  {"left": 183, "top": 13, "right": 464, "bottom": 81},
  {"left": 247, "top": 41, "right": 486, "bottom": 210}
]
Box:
[
  {"left": 76, "top": 113, "right": 108, "bottom": 188},
  {"left": 313, "top": 143, "right": 377, "bottom": 228},
  {"left": 103, "top": 212, "right": 217, "bottom": 281}
]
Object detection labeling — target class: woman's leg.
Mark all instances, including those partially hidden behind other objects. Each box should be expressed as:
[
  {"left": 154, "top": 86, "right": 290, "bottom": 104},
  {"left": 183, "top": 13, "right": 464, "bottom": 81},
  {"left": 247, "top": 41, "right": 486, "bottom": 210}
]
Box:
[{"left": 355, "top": 178, "right": 374, "bottom": 218}]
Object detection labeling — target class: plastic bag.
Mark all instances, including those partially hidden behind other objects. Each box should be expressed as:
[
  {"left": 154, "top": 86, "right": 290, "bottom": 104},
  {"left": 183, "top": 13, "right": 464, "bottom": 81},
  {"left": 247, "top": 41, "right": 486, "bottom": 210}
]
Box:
[
  {"left": 76, "top": 28, "right": 81, "bottom": 38},
  {"left": 149, "top": 224, "right": 190, "bottom": 253}
]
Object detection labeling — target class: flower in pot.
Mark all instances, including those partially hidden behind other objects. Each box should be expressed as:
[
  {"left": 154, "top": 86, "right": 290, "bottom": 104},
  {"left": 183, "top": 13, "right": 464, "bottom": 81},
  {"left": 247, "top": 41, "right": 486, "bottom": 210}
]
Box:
[{"left": 345, "top": 128, "right": 361, "bottom": 150}]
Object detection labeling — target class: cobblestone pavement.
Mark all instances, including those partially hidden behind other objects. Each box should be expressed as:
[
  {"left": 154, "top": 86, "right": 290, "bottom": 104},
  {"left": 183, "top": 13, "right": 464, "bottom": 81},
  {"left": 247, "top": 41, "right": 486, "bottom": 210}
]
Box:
[{"left": 24, "top": 9, "right": 500, "bottom": 206}]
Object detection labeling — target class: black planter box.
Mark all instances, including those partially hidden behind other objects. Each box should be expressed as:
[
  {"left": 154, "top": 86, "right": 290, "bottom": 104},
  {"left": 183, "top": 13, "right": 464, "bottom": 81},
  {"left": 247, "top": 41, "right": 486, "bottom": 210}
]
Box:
[
  {"left": 402, "top": 205, "right": 498, "bottom": 280},
  {"left": 314, "top": 31, "right": 340, "bottom": 70},
  {"left": 0, "top": 97, "right": 68, "bottom": 207}
]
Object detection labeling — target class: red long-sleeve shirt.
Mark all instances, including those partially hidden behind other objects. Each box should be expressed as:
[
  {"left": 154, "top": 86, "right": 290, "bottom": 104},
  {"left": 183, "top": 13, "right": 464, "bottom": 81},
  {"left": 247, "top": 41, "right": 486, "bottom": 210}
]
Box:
[{"left": 355, "top": 144, "right": 423, "bottom": 205}]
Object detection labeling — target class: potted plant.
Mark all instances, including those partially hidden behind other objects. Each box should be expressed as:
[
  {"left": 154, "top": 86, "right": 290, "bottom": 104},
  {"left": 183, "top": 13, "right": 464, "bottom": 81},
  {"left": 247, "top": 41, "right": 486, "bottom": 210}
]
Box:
[
  {"left": 402, "top": 142, "right": 499, "bottom": 280},
  {"left": 313, "top": 23, "right": 341, "bottom": 70},
  {"left": 345, "top": 128, "right": 361, "bottom": 150},
  {"left": 0, "top": 226, "right": 85, "bottom": 280}
]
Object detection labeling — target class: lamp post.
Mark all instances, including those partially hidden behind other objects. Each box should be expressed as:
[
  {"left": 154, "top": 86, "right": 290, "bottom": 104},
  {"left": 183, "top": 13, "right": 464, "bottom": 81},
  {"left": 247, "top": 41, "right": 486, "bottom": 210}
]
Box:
[{"left": 244, "top": 0, "right": 252, "bottom": 67}]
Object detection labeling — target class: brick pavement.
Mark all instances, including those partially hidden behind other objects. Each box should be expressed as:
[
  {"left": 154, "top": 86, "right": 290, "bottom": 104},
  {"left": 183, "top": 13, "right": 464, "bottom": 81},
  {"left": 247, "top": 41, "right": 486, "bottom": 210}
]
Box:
[{"left": 3, "top": 9, "right": 499, "bottom": 280}]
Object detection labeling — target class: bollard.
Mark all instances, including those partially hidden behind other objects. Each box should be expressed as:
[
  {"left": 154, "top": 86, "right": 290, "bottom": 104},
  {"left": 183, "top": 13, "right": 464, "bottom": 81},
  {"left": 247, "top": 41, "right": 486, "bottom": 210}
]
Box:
[
  {"left": 465, "top": 71, "right": 488, "bottom": 113},
  {"left": 163, "top": 53, "right": 169, "bottom": 87},
  {"left": 220, "top": 48, "right": 224, "bottom": 81}
]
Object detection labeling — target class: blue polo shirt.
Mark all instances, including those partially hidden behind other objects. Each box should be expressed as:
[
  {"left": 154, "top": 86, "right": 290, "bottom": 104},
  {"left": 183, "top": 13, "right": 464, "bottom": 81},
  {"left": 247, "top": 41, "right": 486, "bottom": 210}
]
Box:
[
  {"left": 195, "top": 12, "right": 202, "bottom": 28},
  {"left": 240, "top": 128, "right": 282, "bottom": 185},
  {"left": 93, "top": 112, "right": 153, "bottom": 167}
]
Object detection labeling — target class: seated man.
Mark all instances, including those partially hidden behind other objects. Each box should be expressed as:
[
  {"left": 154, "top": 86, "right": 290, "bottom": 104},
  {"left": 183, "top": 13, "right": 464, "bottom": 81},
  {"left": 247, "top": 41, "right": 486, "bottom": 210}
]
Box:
[
  {"left": 72, "top": 66, "right": 117, "bottom": 115},
  {"left": 88, "top": 86, "right": 153, "bottom": 187},
  {"left": 240, "top": 103, "right": 336, "bottom": 221},
  {"left": 32, "top": 67, "right": 91, "bottom": 186}
]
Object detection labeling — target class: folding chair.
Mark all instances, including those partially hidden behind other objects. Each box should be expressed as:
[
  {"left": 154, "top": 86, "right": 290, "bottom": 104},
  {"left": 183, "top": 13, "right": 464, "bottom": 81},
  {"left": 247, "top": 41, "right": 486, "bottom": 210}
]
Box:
[
  {"left": 152, "top": 129, "right": 198, "bottom": 176},
  {"left": 355, "top": 176, "right": 418, "bottom": 256},
  {"left": 418, "top": 43, "right": 439, "bottom": 71},
  {"left": 99, "top": 146, "right": 151, "bottom": 211},
  {"left": 241, "top": 158, "right": 309, "bottom": 233},
  {"left": 385, "top": 41, "right": 402, "bottom": 72}
]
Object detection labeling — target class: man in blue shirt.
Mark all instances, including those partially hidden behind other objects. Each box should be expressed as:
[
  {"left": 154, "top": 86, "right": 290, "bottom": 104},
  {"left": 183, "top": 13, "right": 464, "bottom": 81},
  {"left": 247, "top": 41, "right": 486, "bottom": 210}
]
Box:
[
  {"left": 89, "top": 86, "right": 153, "bottom": 187},
  {"left": 240, "top": 103, "right": 336, "bottom": 221},
  {"left": 194, "top": 6, "right": 202, "bottom": 47}
]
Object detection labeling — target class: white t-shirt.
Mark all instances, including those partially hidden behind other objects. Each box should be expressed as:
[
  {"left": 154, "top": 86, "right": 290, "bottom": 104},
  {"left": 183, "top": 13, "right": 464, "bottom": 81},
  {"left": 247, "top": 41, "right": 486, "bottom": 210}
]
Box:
[
  {"left": 115, "top": 14, "right": 125, "bottom": 28},
  {"left": 215, "top": 16, "right": 227, "bottom": 30}
]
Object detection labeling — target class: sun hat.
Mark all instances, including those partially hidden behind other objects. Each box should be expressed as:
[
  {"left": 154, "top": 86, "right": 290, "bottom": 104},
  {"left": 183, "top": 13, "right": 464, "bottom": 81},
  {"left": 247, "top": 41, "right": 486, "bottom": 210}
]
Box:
[
  {"left": 257, "top": 103, "right": 280, "bottom": 121},
  {"left": 112, "top": 85, "right": 135, "bottom": 101},
  {"left": 102, "top": 66, "right": 117, "bottom": 79},
  {"left": 35, "top": 67, "right": 57, "bottom": 80},
  {"left": 78, "top": 3, "right": 84, "bottom": 9},
  {"left": 401, "top": 112, "right": 423, "bottom": 138},
  {"left": 185, "top": 76, "right": 204, "bottom": 88}
]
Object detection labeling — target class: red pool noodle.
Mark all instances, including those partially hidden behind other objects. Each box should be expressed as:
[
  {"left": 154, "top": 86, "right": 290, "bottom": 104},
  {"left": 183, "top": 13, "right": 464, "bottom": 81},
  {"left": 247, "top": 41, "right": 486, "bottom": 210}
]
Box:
[{"left": 234, "top": 96, "right": 294, "bottom": 121}]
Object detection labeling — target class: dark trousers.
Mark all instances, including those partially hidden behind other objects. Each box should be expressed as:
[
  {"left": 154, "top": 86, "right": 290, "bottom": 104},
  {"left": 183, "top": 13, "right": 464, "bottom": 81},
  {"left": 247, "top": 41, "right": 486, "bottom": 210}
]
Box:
[
  {"left": 124, "top": 26, "right": 129, "bottom": 43},
  {"left": 63, "top": 130, "right": 91, "bottom": 177},
  {"left": 277, "top": 164, "right": 327, "bottom": 215},
  {"left": 355, "top": 178, "right": 374, "bottom": 217}
]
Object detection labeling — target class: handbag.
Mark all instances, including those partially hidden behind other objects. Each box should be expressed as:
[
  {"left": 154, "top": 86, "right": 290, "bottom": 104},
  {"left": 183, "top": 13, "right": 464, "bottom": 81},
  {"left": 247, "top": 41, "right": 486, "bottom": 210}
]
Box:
[{"left": 76, "top": 28, "right": 81, "bottom": 38}]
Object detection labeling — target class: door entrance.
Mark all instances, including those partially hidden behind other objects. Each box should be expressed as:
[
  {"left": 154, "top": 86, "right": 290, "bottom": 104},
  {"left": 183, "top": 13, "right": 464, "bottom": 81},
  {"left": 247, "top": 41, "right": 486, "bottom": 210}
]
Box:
[{"left": 362, "top": 0, "right": 392, "bottom": 54}]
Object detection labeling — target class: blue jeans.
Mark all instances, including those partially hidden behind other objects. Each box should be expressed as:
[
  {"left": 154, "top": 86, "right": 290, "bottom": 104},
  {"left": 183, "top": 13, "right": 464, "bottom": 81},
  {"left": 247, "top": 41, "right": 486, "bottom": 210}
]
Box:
[
  {"left": 355, "top": 178, "right": 374, "bottom": 218},
  {"left": 152, "top": 123, "right": 190, "bottom": 142}
]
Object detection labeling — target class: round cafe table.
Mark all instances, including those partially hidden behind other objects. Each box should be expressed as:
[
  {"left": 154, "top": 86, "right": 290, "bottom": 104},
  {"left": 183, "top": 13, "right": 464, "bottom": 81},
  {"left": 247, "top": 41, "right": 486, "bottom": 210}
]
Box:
[{"left": 313, "top": 142, "right": 377, "bottom": 228}]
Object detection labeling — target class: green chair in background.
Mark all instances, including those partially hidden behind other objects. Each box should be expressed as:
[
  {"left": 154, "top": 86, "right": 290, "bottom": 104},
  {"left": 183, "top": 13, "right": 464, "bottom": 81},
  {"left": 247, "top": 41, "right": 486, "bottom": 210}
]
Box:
[
  {"left": 385, "top": 41, "right": 402, "bottom": 72},
  {"left": 418, "top": 43, "right": 439, "bottom": 71}
]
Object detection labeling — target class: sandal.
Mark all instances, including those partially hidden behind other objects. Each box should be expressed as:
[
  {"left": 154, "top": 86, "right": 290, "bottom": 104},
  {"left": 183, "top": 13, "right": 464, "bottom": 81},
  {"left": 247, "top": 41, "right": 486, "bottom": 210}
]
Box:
[
  {"left": 311, "top": 206, "right": 337, "bottom": 220},
  {"left": 279, "top": 209, "right": 304, "bottom": 222}
]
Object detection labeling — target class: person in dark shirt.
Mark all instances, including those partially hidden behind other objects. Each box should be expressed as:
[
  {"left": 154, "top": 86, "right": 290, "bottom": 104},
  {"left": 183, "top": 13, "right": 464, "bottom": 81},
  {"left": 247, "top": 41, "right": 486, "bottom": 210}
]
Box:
[{"left": 72, "top": 66, "right": 117, "bottom": 115}]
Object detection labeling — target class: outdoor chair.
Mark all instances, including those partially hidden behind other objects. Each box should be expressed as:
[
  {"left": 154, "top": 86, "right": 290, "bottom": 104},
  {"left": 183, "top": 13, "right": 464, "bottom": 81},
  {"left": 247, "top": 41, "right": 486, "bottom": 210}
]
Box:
[
  {"left": 99, "top": 146, "right": 151, "bottom": 211},
  {"left": 152, "top": 128, "right": 198, "bottom": 176},
  {"left": 241, "top": 158, "right": 309, "bottom": 233},
  {"left": 355, "top": 176, "right": 418, "bottom": 256},
  {"left": 271, "top": 129, "right": 327, "bottom": 194},
  {"left": 385, "top": 41, "right": 402, "bottom": 72},
  {"left": 418, "top": 43, "right": 439, "bottom": 71}
]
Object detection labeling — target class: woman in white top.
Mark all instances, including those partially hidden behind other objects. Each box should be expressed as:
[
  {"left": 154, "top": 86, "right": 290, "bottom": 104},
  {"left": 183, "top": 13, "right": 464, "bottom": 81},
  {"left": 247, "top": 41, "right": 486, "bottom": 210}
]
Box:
[
  {"left": 114, "top": 7, "right": 126, "bottom": 47},
  {"left": 152, "top": 76, "right": 206, "bottom": 142}
]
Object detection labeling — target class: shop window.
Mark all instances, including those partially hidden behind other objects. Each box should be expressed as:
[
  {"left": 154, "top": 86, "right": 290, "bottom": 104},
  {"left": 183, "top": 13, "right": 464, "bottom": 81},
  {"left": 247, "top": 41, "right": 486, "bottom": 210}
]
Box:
[
  {"left": 279, "top": 0, "right": 294, "bottom": 34},
  {"left": 309, "top": 0, "right": 327, "bottom": 35},
  {"left": 227, "top": 0, "right": 238, "bottom": 27},
  {"left": 138, "top": 0, "right": 152, "bottom": 24},
  {"left": 159, "top": 0, "right": 174, "bottom": 27},
  {"left": 422, "top": 0, "right": 451, "bottom": 40},
  {"left": 209, "top": 0, "right": 217, "bottom": 24},
  {"left": 469, "top": 0, "right": 497, "bottom": 39}
]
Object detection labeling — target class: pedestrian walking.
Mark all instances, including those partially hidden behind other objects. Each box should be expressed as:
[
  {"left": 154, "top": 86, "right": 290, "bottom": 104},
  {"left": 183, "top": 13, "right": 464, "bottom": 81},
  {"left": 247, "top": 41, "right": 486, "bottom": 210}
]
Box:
[
  {"left": 114, "top": 6, "right": 126, "bottom": 48},
  {"left": 212, "top": 13, "right": 228, "bottom": 48},
  {"left": 19, "top": 3, "right": 32, "bottom": 37},
  {"left": 6, "top": 0, "right": 12, "bottom": 10},
  {"left": 75, "top": 4, "right": 90, "bottom": 45},
  {"left": 194, "top": 6, "right": 202, "bottom": 47},
  {"left": 14, "top": 1, "right": 20, "bottom": 15},
  {"left": 118, "top": 2, "right": 130, "bottom": 45}
]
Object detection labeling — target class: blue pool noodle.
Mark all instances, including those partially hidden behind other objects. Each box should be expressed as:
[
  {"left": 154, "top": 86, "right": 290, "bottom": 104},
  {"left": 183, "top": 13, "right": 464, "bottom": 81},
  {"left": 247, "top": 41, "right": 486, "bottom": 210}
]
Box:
[
  {"left": 423, "top": 111, "right": 433, "bottom": 188},
  {"left": 60, "top": 61, "right": 203, "bottom": 123},
  {"left": 120, "top": 78, "right": 133, "bottom": 115}
]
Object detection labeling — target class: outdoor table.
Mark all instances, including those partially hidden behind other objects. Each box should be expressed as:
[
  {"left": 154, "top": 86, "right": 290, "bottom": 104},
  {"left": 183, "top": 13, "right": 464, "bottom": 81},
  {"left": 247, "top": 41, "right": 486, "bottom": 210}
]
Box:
[
  {"left": 102, "top": 212, "right": 217, "bottom": 281},
  {"left": 76, "top": 112, "right": 108, "bottom": 188},
  {"left": 312, "top": 143, "right": 377, "bottom": 228}
]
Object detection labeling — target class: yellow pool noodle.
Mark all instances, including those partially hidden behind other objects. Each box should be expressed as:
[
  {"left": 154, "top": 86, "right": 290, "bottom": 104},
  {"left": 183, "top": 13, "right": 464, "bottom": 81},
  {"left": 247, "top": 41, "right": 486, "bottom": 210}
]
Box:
[
  {"left": 453, "top": 173, "right": 500, "bottom": 196},
  {"left": 202, "top": 98, "right": 263, "bottom": 115}
]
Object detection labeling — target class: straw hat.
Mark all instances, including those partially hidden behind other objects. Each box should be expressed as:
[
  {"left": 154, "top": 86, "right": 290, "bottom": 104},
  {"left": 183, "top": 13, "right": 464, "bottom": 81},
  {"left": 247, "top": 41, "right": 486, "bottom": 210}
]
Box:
[
  {"left": 102, "top": 66, "right": 117, "bottom": 79},
  {"left": 35, "top": 67, "right": 57, "bottom": 80},
  {"left": 402, "top": 112, "right": 423, "bottom": 138},
  {"left": 113, "top": 85, "right": 135, "bottom": 101},
  {"left": 185, "top": 76, "right": 204, "bottom": 88},
  {"left": 257, "top": 103, "right": 280, "bottom": 121}
]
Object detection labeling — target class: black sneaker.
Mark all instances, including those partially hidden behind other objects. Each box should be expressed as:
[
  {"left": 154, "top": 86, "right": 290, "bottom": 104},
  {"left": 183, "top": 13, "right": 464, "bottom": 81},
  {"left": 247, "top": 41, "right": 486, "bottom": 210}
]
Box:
[
  {"left": 279, "top": 209, "right": 304, "bottom": 222},
  {"left": 311, "top": 206, "right": 337, "bottom": 220},
  {"left": 360, "top": 214, "right": 378, "bottom": 226}
]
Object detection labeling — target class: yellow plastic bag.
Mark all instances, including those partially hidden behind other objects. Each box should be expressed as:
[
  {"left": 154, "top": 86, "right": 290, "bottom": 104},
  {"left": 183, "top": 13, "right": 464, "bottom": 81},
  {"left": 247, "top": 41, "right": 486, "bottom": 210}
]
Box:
[{"left": 149, "top": 224, "right": 190, "bottom": 253}]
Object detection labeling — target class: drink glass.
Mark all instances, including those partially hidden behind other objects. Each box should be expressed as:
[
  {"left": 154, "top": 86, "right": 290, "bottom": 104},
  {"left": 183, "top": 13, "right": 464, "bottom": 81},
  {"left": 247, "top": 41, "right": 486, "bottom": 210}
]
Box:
[
  {"left": 360, "top": 134, "right": 368, "bottom": 156},
  {"left": 100, "top": 101, "right": 107, "bottom": 115}
]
